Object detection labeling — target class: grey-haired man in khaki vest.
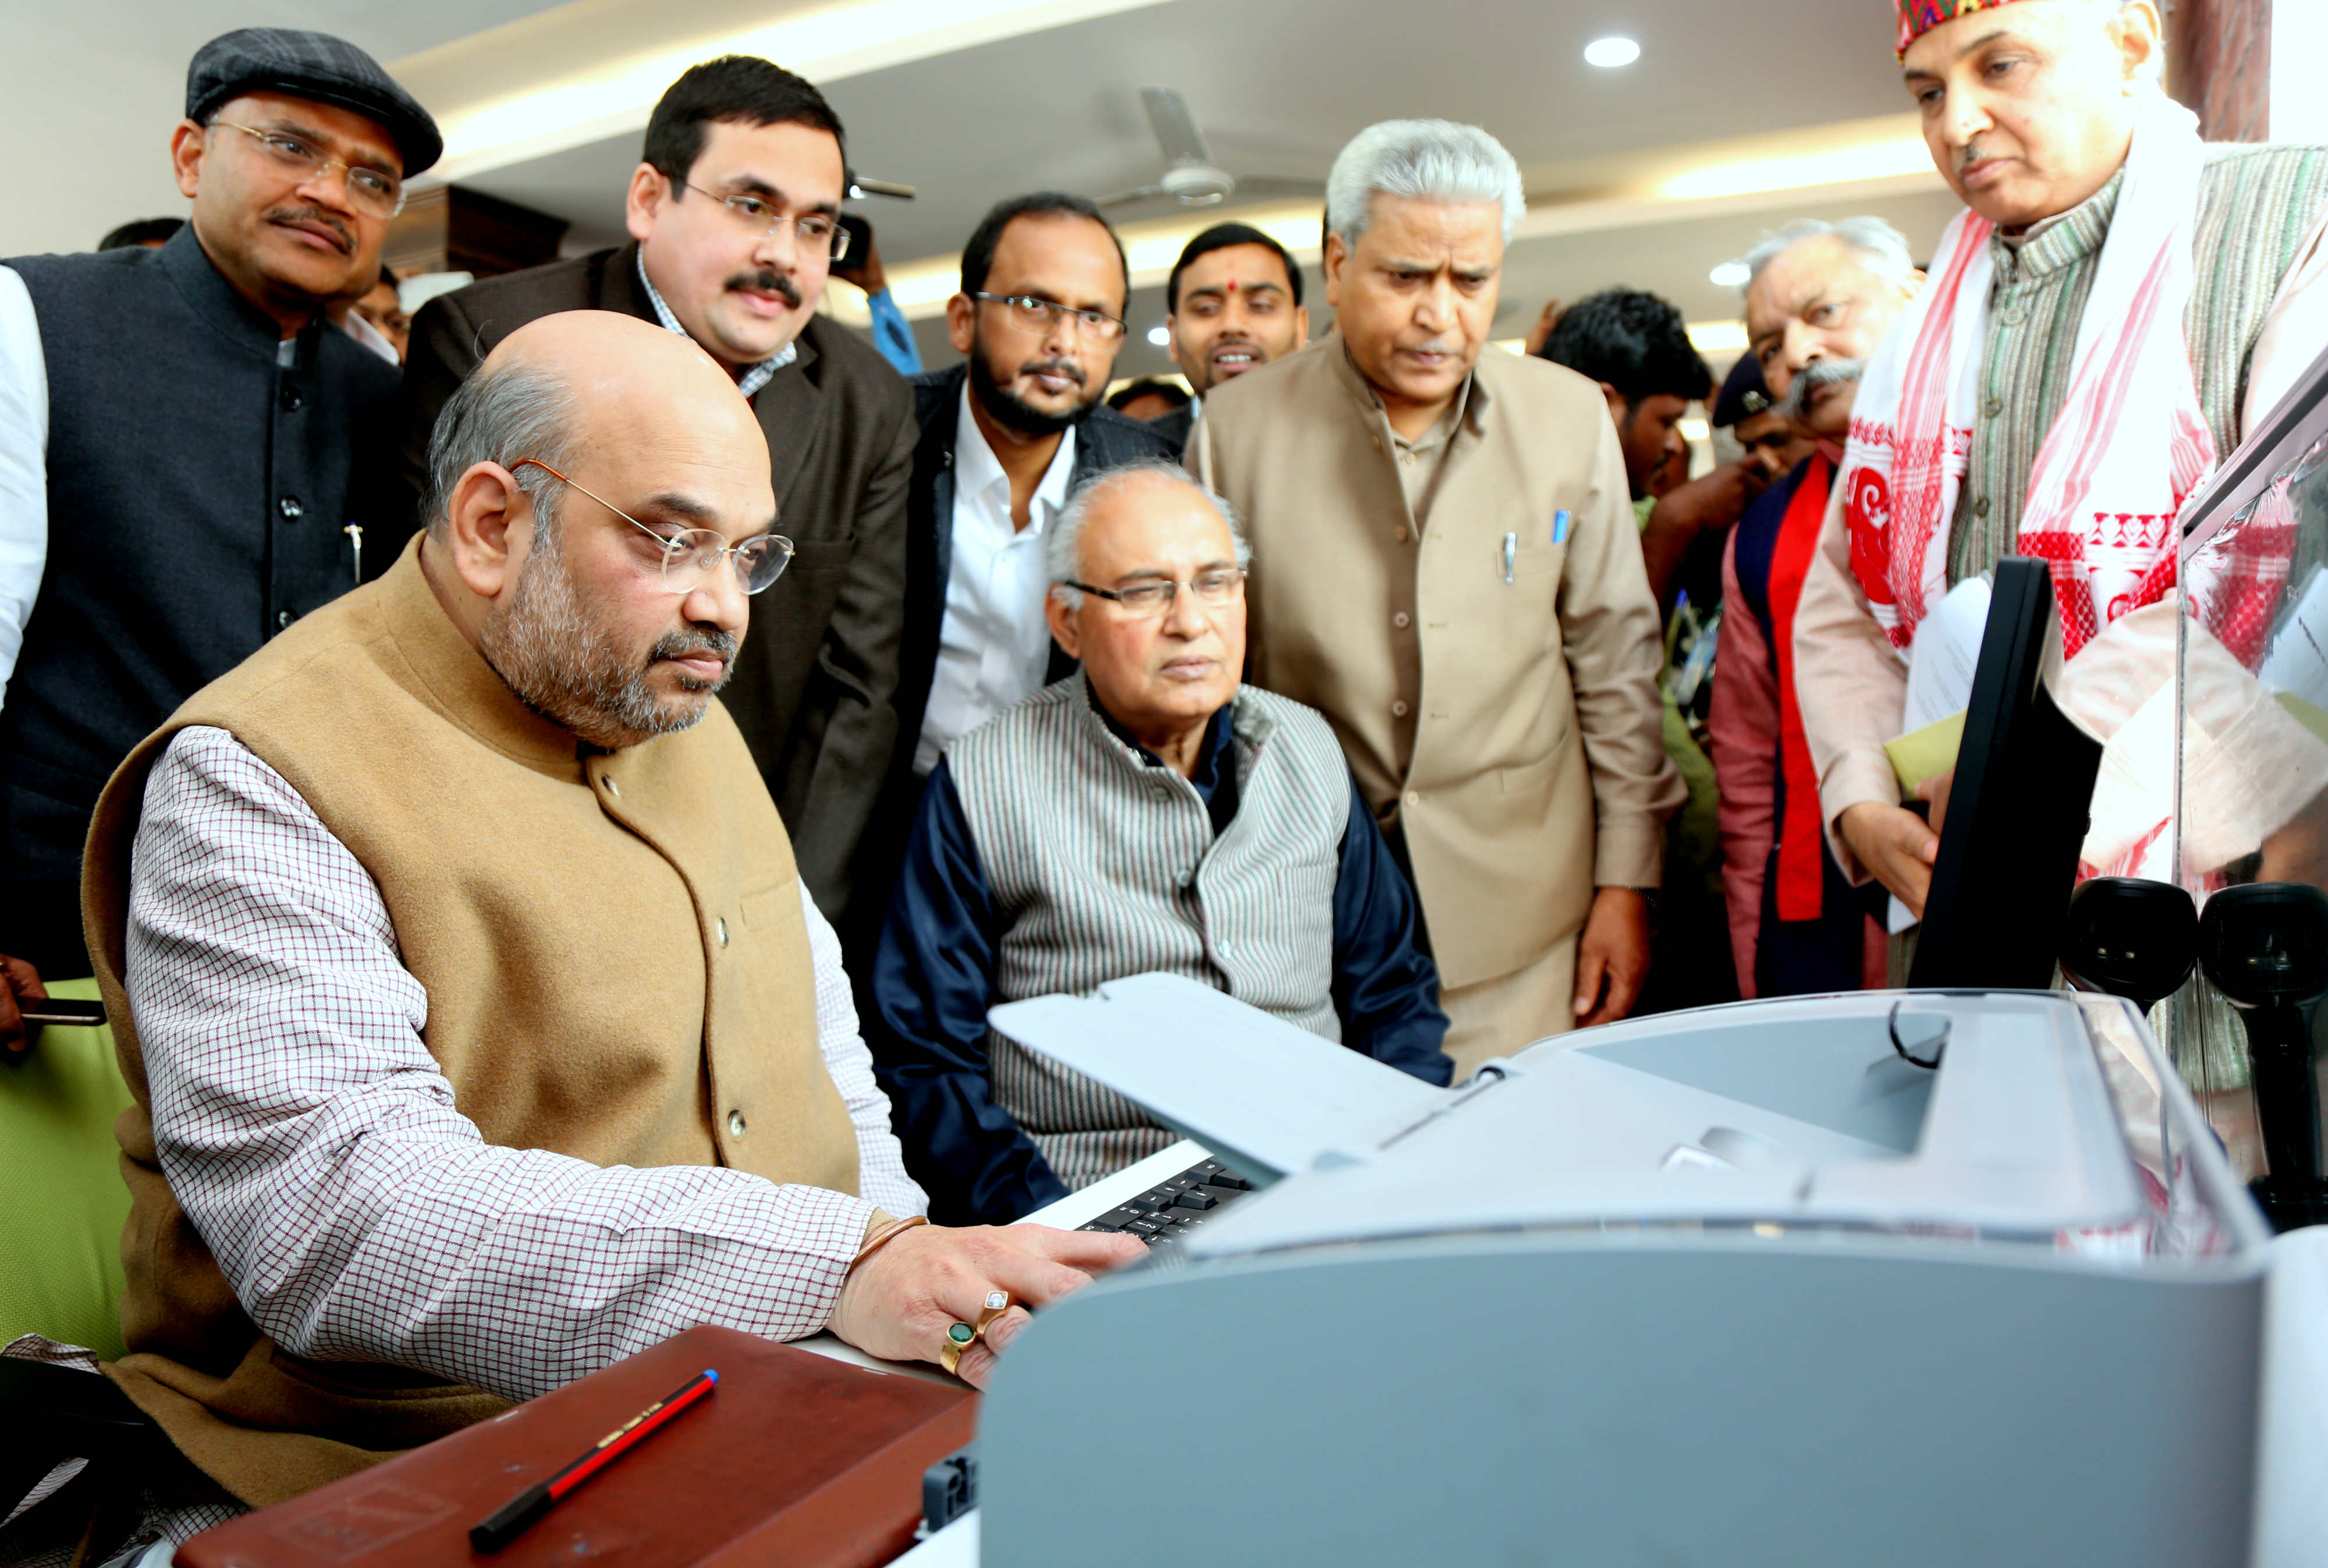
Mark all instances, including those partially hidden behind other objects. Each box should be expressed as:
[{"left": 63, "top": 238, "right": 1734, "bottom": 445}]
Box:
[
  {"left": 68, "top": 311, "right": 1136, "bottom": 1545},
  {"left": 1195, "top": 120, "right": 1683, "bottom": 1080}
]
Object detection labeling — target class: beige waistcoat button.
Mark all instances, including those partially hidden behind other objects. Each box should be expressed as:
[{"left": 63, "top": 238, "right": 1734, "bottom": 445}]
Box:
[
  {"left": 716, "top": 917, "right": 730, "bottom": 947},
  {"left": 728, "top": 1109, "right": 747, "bottom": 1138}
]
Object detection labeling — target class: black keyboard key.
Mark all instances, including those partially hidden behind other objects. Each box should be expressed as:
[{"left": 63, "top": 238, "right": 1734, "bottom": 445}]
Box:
[
  {"left": 1173, "top": 1191, "right": 1217, "bottom": 1211},
  {"left": 1101, "top": 1207, "right": 1145, "bottom": 1229},
  {"left": 1124, "top": 1218, "right": 1164, "bottom": 1236},
  {"left": 1209, "top": 1172, "right": 1252, "bottom": 1191}
]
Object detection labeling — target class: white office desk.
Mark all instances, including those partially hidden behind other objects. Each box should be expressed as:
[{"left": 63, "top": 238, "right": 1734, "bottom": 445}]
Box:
[{"left": 800, "top": 1140, "right": 1209, "bottom": 1567}]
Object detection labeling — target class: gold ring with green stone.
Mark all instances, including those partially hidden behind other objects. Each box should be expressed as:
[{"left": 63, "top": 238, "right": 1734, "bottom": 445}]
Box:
[{"left": 939, "top": 1319, "right": 978, "bottom": 1375}]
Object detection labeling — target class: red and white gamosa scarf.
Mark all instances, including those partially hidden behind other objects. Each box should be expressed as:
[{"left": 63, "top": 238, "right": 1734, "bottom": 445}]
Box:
[{"left": 1840, "top": 93, "right": 2217, "bottom": 662}]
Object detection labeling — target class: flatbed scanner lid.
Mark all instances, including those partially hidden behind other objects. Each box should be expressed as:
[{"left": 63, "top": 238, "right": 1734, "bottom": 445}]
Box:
[{"left": 990, "top": 981, "right": 2167, "bottom": 1255}]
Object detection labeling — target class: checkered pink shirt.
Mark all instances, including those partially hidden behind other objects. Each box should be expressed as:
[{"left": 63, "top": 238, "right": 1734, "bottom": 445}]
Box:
[{"left": 125, "top": 725, "right": 925, "bottom": 1406}]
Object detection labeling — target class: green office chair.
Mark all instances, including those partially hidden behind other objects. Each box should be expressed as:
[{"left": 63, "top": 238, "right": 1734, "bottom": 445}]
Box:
[
  {"left": 0, "top": 976, "right": 133, "bottom": 1360},
  {"left": 0, "top": 977, "right": 173, "bottom": 1559}
]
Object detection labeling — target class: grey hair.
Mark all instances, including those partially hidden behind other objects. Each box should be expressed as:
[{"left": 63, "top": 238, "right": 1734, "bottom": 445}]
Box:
[
  {"left": 1046, "top": 459, "right": 1251, "bottom": 611},
  {"left": 1324, "top": 119, "right": 1526, "bottom": 249},
  {"left": 1738, "top": 216, "right": 1917, "bottom": 296},
  {"left": 421, "top": 360, "right": 581, "bottom": 540}
]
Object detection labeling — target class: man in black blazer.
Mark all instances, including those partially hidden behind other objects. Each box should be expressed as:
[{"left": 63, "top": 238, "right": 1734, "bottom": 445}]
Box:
[
  {"left": 396, "top": 56, "right": 913, "bottom": 928},
  {"left": 844, "top": 193, "right": 1177, "bottom": 969}
]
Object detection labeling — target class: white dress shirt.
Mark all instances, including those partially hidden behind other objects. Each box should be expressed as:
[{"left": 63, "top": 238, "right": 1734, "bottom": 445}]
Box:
[
  {"left": 125, "top": 725, "right": 925, "bottom": 1407},
  {"left": 914, "top": 385, "right": 1076, "bottom": 775},
  {"left": 0, "top": 266, "right": 49, "bottom": 708}
]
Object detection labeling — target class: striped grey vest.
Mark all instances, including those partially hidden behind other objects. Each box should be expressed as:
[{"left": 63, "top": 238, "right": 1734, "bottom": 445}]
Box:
[{"left": 952, "top": 677, "right": 1351, "bottom": 1189}]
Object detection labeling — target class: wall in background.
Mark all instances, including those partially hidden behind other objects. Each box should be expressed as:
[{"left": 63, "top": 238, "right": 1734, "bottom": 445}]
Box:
[
  {"left": 2270, "top": 0, "right": 2324, "bottom": 144},
  {"left": 2167, "top": 0, "right": 2271, "bottom": 141}
]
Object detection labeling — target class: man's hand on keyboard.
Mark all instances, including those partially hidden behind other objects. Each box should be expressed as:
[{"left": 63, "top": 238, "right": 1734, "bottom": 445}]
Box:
[{"left": 827, "top": 1223, "right": 1144, "bottom": 1388}]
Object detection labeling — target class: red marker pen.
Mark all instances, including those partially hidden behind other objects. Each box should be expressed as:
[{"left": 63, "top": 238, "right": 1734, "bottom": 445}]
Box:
[{"left": 470, "top": 1368, "right": 718, "bottom": 1553}]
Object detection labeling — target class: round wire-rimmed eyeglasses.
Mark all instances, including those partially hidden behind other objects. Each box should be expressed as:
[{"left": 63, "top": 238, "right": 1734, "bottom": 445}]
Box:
[{"left": 508, "top": 458, "right": 793, "bottom": 595}]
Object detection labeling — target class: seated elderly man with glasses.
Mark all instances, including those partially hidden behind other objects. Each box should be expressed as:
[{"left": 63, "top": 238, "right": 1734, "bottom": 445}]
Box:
[
  {"left": 868, "top": 459, "right": 1453, "bottom": 1225},
  {"left": 73, "top": 311, "right": 1138, "bottom": 1542}
]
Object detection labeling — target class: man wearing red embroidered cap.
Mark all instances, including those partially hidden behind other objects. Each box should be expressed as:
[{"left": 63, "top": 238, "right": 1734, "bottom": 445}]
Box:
[{"left": 1790, "top": 0, "right": 2328, "bottom": 924}]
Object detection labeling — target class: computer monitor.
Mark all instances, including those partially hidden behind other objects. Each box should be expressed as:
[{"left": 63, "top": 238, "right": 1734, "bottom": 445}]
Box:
[{"left": 1909, "top": 556, "right": 2105, "bottom": 989}]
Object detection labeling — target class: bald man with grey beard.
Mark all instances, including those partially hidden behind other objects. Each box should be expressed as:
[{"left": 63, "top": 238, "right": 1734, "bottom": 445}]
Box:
[{"left": 59, "top": 310, "right": 1138, "bottom": 1552}]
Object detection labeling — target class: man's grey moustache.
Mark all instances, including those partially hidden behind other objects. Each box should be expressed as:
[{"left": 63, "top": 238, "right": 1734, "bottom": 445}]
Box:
[
  {"left": 650, "top": 630, "right": 738, "bottom": 666},
  {"left": 1777, "top": 356, "right": 1866, "bottom": 423}
]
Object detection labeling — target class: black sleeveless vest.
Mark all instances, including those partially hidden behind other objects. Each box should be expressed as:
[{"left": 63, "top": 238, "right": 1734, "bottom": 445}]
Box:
[{"left": 2, "top": 224, "right": 402, "bottom": 973}]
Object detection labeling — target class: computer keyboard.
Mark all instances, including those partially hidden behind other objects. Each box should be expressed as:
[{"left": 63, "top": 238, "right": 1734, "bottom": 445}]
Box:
[{"left": 1076, "top": 1157, "right": 1255, "bottom": 1246}]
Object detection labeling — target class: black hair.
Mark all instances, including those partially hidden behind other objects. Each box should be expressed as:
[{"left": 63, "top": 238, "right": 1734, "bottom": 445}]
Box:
[
  {"left": 1166, "top": 222, "right": 1302, "bottom": 313},
  {"left": 1106, "top": 377, "right": 1191, "bottom": 413},
  {"left": 643, "top": 56, "right": 846, "bottom": 191},
  {"left": 959, "top": 192, "right": 1128, "bottom": 311},
  {"left": 1539, "top": 288, "right": 1713, "bottom": 406},
  {"left": 98, "top": 217, "right": 184, "bottom": 251}
]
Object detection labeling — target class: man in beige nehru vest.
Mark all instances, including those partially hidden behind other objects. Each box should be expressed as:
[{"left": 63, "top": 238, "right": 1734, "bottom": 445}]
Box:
[
  {"left": 1195, "top": 119, "right": 1681, "bottom": 1080},
  {"left": 74, "top": 311, "right": 1137, "bottom": 1542}
]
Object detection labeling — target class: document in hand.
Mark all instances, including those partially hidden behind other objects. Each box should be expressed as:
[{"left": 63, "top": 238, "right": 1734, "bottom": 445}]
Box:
[{"left": 175, "top": 1326, "right": 975, "bottom": 1568}]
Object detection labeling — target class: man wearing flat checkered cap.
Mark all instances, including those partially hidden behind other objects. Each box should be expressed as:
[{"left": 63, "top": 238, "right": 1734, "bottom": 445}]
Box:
[
  {"left": 0, "top": 29, "right": 438, "bottom": 1035},
  {"left": 1791, "top": 0, "right": 2328, "bottom": 930}
]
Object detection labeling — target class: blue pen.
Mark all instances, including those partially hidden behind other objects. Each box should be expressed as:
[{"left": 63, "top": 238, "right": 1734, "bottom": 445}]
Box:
[{"left": 1552, "top": 508, "right": 1571, "bottom": 545}]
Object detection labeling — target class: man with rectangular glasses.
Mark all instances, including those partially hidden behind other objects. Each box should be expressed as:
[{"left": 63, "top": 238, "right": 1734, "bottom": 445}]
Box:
[
  {"left": 0, "top": 28, "right": 436, "bottom": 1036},
  {"left": 396, "top": 55, "right": 917, "bottom": 952},
  {"left": 867, "top": 460, "right": 1452, "bottom": 1223},
  {"left": 840, "top": 193, "right": 1179, "bottom": 980}
]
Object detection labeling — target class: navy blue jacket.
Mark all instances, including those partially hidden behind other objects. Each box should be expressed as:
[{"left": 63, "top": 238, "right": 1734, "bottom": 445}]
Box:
[{"left": 3, "top": 228, "right": 402, "bottom": 974}]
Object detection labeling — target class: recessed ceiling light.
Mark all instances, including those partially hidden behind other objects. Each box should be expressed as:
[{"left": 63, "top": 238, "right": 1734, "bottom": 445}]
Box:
[
  {"left": 1147, "top": 325, "right": 1172, "bottom": 347},
  {"left": 1709, "top": 260, "right": 1751, "bottom": 288},
  {"left": 1686, "top": 320, "right": 1749, "bottom": 353},
  {"left": 1584, "top": 36, "right": 1640, "bottom": 68}
]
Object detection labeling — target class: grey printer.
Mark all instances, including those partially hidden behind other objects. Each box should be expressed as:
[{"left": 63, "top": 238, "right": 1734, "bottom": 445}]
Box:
[{"left": 975, "top": 978, "right": 2270, "bottom": 1568}]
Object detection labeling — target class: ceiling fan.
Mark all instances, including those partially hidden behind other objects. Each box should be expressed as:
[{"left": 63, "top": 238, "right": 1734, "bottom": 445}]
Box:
[{"left": 1099, "top": 87, "right": 1326, "bottom": 210}]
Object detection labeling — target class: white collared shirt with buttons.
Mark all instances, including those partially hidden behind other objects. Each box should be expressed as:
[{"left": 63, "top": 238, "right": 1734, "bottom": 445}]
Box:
[{"left": 913, "top": 382, "right": 1078, "bottom": 775}]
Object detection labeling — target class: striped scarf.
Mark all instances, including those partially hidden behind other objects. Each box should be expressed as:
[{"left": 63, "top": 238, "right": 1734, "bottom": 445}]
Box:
[{"left": 1841, "top": 92, "right": 2217, "bottom": 662}]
